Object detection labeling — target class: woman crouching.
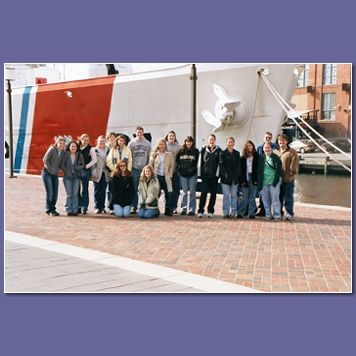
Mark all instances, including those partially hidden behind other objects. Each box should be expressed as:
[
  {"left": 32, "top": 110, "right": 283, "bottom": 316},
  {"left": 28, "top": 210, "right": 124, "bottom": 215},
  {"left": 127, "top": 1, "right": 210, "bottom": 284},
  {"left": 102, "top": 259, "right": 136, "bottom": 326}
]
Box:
[
  {"left": 138, "top": 165, "right": 160, "bottom": 219},
  {"left": 61, "top": 141, "right": 85, "bottom": 216},
  {"left": 109, "top": 160, "right": 135, "bottom": 218}
]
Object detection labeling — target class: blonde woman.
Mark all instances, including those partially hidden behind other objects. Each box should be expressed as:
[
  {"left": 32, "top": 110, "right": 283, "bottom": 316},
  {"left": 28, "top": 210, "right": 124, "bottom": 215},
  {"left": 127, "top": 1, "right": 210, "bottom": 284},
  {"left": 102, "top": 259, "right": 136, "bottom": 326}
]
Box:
[
  {"left": 149, "top": 138, "right": 174, "bottom": 216},
  {"left": 92, "top": 135, "right": 110, "bottom": 214},
  {"left": 138, "top": 165, "right": 160, "bottom": 219},
  {"left": 107, "top": 134, "right": 132, "bottom": 173}
]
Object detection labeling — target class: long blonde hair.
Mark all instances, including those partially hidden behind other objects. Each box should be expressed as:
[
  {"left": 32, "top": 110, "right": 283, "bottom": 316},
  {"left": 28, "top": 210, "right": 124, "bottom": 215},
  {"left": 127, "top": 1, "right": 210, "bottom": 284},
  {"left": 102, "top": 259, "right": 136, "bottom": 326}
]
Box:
[{"left": 139, "top": 165, "right": 155, "bottom": 182}]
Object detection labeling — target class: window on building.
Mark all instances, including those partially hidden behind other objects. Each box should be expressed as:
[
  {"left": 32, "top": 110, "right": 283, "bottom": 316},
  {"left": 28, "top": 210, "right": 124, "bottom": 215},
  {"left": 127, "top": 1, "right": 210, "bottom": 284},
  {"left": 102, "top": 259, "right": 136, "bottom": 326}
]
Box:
[
  {"left": 321, "top": 93, "right": 336, "bottom": 120},
  {"left": 297, "top": 64, "right": 309, "bottom": 87},
  {"left": 323, "top": 64, "right": 337, "bottom": 85}
]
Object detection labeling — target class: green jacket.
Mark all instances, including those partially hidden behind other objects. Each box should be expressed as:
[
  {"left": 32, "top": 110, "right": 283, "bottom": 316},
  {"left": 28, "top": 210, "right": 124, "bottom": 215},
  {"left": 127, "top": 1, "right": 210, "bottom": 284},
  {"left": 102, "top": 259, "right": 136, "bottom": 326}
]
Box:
[{"left": 257, "top": 153, "right": 282, "bottom": 191}]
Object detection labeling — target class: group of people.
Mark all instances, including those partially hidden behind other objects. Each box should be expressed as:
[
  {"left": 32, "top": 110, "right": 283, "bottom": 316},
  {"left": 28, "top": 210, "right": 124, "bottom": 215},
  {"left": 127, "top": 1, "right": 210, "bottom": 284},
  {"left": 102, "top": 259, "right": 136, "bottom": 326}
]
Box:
[{"left": 42, "top": 127, "right": 299, "bottom": 221}]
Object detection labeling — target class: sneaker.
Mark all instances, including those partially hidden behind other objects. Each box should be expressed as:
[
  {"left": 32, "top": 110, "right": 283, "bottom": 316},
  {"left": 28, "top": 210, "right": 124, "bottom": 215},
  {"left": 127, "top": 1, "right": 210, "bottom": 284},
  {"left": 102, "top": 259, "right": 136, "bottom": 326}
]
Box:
[
  {"left": 67, "top": 212, "right": 73, "bottom": 216},
  {"left": 110, "top": 211, "right": 115, "bottom": 215},
  {"left": 51, "top": 211, "right": 60, "bottom": 216},
  {"left": 130, "top": 207, "right": 137, "bottom": 215},
  {"left": 285, "top": 213, "right": 293, "bottom": 221},
  {"left": 188, "top": 211, "right": 195, "bottom": 216},
  {"left": 197, "top": 213, "right": 203, "bottom": 218},
  {"left": 181, "top": 210, "right": 187, "bottom": 216},
  {"left": 77, "top": 208, "right": 82, "bottom": 214},
  {"left": 236, "top": 215, "right": 244, "bottom": 219},
  {"left": 173, "top": 209, "right": 178, "bottom": 214},
  {"left": 207, "top": 213, "right": 213, "bottom": 218},
  {"left": 82, "top": 209, "right": 87, "bottom": 215},
  {"left": 95, "top": 209, "right": 101, "bottom": 214},
  {"left": 230, "top": 214, "right": 237, "bottom": 219},
  {"left": 46, "top": 211, "right": 51, "bottom": 216},
  {"left": 223, "top": 214, "right": 230, "bottom": 219},
  {"left": 165, "top": 211, "right": 173, "bottom": 217}
]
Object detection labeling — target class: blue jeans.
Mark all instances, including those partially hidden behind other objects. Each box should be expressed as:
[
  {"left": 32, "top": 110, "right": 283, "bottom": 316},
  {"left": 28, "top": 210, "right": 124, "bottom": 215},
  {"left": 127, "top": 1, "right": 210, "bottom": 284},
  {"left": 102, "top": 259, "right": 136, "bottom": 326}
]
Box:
[
  {"left": 138, "top": 207, "right": 159, "bottom": 219},
  {"left": 42, "top": 170, "right": 59, "bottom": 213},
  {"left": 94, "top": 172, "right": 107, "bottom": 211},
  {"left": 131, "top": 168, "right": 142, "bottom": 209},
  {"left": 79, "top": 169, "right": 91, "bottom": 211},
  {"left": 237, "top": 177, "right": 258, "bottom": 217},
  {"left": 180, "top": 175, "right": 197, "bottom": 213},
  {"left": 221, "top": 183, "right": 238, "bottom": 216},
  {"left": 113, "top": 204, "right": 131, "bottom": 217},
  {"left": 157, "top": 175, "right": 172, "bottom": 212},
  {"left": 280, "top": 180, "right": 295, "bottom": 216},
  {"left": 171, "top": 173, "right": 181, "bottom": 210},
  {"left": 260, "top": 182, "right": 281, "bottom": 219},
  {"left": 63, "top": 177, "right": 80, "bottom": 213}
]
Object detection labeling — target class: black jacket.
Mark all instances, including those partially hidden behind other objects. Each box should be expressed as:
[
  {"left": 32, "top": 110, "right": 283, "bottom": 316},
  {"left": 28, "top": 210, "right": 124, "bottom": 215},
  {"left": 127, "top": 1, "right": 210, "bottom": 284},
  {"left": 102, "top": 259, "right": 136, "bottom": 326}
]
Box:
[
  {"left": 199, "top": 145, "right": 221, "bottom": 178},
  {"left": 257, "top": 153, "right": 282, "bottom": 191},
  {"left": 109, "top": 175, "right": 135, "bottom": 207},
  {"left": 240, "top": 152, "right": 260, "bottom": 186},
  {"left": 219, "top": 149, "right": 241, "bottom": 185},
  {"left": 60, "top": 151, "right": 85, "bottom": 179},
  {"left": 176, "top": 147, "right": 200, "bottom": 177}
]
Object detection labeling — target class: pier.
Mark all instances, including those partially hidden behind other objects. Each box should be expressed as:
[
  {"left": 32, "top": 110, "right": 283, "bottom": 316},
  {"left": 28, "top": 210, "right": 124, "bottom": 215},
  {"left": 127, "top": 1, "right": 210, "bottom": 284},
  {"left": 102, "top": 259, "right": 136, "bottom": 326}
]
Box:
[
  {"left": 5, "top": 175, "right": 351, "bottom": 293},
  {"left": 298, "top": 152, "right": 351, "bottom": 175}
]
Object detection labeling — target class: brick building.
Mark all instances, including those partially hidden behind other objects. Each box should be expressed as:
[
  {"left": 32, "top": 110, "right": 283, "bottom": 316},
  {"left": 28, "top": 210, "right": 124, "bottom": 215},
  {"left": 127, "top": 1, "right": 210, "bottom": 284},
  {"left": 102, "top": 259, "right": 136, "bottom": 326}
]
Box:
[{"left": 291, "top": 64, "right": 351, "bottom": 138}]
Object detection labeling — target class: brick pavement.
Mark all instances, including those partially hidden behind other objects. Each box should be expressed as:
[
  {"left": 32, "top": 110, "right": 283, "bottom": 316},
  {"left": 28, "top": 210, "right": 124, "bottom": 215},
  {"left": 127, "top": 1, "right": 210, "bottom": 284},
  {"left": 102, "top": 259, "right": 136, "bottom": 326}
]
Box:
[{"left": 5, "top": 175, "right": 352, "bottom": 293}]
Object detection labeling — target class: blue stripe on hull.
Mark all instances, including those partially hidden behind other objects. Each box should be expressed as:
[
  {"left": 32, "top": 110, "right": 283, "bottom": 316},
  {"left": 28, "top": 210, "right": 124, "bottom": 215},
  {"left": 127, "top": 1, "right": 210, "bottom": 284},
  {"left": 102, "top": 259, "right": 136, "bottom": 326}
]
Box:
[{"left": 14, "top": 86, "right": 32, "bottom": 173}]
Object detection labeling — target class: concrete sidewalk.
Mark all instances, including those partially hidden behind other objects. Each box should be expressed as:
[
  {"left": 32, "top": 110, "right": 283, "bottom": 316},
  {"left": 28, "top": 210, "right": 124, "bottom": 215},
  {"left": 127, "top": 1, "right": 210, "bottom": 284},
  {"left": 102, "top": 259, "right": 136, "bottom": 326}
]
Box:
[{"left": 5, "top": 232, "right": 260, "bottom": 293}]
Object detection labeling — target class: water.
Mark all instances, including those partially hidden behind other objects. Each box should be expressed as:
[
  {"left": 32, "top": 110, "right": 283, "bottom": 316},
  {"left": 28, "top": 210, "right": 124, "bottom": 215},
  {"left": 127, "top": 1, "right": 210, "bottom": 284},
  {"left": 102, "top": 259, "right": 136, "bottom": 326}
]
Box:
[{"left": 295, "top": 174, "right": 351, "bottom": 208}]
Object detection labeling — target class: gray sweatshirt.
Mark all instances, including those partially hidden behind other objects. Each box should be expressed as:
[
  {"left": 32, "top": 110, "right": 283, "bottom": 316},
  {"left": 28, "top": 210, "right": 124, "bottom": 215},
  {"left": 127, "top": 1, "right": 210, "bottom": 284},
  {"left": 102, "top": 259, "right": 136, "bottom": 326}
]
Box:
[
  {"left": 43, "top": 147, "right": 64, "bottom": 175},
  {"left": 128, "top": 138, "right": 151, "bottom": 170}
]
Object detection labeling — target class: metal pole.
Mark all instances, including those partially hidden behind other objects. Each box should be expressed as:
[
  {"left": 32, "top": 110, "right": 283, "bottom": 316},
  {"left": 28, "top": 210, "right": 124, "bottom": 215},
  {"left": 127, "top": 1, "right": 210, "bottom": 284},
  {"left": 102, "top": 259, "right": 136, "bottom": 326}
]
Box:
[
  {"left": 6, "top": 79, "right": 16, "bottom": 178},
  {"left": 190, "top": 64, "right": 197, "bottom": 139}
]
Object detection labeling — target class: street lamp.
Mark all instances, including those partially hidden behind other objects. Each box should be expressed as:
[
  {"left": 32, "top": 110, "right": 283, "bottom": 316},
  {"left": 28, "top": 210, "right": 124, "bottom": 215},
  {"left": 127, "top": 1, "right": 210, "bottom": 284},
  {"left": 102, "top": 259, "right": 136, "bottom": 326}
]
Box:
[
  {"left": 5, "top": 66, "right": 16, "bottom": 178},
  {"left": 190, "top": 64, "right": 198, "bottom": 139}
]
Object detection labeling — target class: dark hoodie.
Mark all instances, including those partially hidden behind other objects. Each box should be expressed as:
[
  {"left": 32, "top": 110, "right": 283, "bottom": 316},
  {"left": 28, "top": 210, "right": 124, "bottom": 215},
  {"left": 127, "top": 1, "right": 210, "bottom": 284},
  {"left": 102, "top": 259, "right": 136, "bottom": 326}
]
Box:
[{"left": 176, "top": 147, "right": 200, "bottom": 177}]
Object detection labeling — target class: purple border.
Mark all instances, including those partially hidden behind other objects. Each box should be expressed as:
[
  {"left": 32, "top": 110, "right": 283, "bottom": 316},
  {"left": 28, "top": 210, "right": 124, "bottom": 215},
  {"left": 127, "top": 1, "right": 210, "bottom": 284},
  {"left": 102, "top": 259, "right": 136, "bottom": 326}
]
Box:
[{"left": 0, "top": 1, "right": 354, "bottom": 355}]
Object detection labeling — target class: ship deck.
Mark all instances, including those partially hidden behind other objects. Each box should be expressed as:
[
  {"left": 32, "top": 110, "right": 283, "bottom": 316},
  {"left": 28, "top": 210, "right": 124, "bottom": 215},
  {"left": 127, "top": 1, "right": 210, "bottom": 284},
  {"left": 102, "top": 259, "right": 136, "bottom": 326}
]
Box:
[{"left": 4, "top": 175, "right": 351, "bottom": 293}]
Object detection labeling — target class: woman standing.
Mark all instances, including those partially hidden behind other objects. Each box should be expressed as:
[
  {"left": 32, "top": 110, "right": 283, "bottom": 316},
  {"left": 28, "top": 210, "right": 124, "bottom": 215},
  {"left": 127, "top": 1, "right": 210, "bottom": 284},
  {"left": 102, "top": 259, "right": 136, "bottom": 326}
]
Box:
[
  {"left": 176, "top": 136, "right": 199, "bottom": 216},
  {"left": 257, "top": 142, "right": 282, "bottom": 220},
  {"left": 165, "top": 130, "right": 181, "bottom": 214},
  {"left": 92, "top": 135, "right": 109, "bottom": 214},
  {"left": 42, "top": 136, "right": 66, "bottom": 216},
  {"left": 219, "top": 137, "right": 241, "bottom": 218},
  {"left": 61, "top": 141, "right": 85, "bottom": 216},
  {"left": 237, "top": 140, "right": 260, "bottom": 219},
  {"left": 149, "top": 138, "right": 174, "bottom": 216},
  {"left": 107, "top": 134, "right": 132, "bottom": 173},
  {"left": 138, "top": 165, "right": 160, "bottom": 219},
  {"left": 78, "top": 134, "right": 97, "bottom": 214},
  {"left": 197, "top": 134, "right": 221, "bottom": 218},
  {"left": 109, "top": 160, "right": 135, "bottom": 218}
]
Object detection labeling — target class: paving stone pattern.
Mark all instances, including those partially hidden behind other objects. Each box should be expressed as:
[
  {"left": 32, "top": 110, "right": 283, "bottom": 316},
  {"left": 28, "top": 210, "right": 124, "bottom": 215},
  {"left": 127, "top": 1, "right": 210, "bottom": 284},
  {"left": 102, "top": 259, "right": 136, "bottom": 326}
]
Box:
[{"left": 5, "top": 175, "right": 351, "bottom": 293}]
